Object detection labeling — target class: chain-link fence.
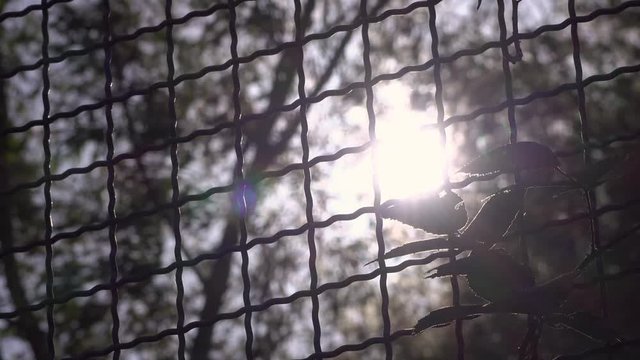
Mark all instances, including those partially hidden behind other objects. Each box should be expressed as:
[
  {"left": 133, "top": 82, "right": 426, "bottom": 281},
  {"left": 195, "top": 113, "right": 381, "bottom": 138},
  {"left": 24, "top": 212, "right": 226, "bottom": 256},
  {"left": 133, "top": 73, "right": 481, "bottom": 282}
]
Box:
[{"left": 1, "top": 0, "right": 640, "bottom": 359}]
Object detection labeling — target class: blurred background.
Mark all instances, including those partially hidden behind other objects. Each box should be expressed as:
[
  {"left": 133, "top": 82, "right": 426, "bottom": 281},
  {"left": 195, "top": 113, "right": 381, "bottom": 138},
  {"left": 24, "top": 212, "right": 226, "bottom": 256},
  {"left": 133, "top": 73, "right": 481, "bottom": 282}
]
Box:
[{"left": 1, "top": 0, "right": 639, "bottom": 359}]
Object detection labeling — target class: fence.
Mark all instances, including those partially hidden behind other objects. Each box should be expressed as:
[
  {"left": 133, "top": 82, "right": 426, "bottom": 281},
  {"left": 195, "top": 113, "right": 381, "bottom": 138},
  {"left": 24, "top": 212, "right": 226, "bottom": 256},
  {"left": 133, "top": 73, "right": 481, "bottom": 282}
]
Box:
[{"left": 1, "top": 0, "right": 640, "bottom": 359}]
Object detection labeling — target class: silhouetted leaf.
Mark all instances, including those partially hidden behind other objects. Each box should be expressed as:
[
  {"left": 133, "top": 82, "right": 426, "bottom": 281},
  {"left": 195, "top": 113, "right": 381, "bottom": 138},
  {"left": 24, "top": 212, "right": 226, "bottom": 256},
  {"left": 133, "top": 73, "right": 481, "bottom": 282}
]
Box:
[
  {"left": 502, "top": 210, "right": 548, "bottom": 240},
  {"left": 505, "top": 270, "right": 581, "bottom": 314},
  {"left": 458, "top": 142, "right": 558, "bottom": 176},
  {"left": 520, "top": 166, "right": 557, "bottom": 185},
  {"left": 367, "top": 249, "right": 462, "bottom": 270},
  {"left": 413, "top": 300, "right": 558, "bottom": 334},
  {"left": 413, "top": 301, "right": 535, "bottom": 333},
  {"left": 415, "top": 271, "right": 594, "bottom": 336},
  {"left": 460, "top": 187, "right": 525, "bottom": 245},
  {"left": 427, "top": 258, "right": 581, "bottom": 314},
  {"left": 546, "top": 312, "right": 623, "bottom": 344},
  {"left": 427, "top": 249, "right": 535, "bottom": 302},
  {"left": 413, "top": 305, "right": 486, "bottom": 333},
  {"left": 364, "top": 236, "right": 467, "bottom": 266},
  {"left": 380, "top": 191, "right": 467, "bottom": 234}
]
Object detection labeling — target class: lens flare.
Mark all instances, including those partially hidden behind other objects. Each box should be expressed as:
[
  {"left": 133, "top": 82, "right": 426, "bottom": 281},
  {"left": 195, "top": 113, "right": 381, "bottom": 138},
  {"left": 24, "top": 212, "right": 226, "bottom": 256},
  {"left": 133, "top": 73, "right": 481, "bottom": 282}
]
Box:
[{"left": 232, "top": 179, "right": 258, "bottom": 217}]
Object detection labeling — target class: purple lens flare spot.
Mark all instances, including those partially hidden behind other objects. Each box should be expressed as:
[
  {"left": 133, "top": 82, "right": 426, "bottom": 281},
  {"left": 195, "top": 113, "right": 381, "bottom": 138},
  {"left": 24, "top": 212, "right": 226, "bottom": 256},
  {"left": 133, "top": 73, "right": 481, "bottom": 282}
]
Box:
[{"left": 232, "top": 179, "right": 257, "bottom": 217}]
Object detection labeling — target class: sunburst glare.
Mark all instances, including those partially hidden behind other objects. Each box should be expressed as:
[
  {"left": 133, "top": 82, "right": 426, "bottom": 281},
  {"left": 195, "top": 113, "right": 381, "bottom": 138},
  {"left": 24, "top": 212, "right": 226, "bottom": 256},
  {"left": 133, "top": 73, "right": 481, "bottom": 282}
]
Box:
[
  {"left": 334, "top": 83, "right": 450, "bottom": 206},
  {"left": 376, "top": 112, "right": 446, "bottom": 199}
]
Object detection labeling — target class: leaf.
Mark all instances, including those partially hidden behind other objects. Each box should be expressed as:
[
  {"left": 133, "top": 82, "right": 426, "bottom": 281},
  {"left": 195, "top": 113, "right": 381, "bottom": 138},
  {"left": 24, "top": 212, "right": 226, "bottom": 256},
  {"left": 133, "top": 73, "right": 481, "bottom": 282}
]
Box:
[
  {"left": 427, "top": 249, "right": 535, "bottom": 303},
  {"left": 520, "top": 166, "right": 557, "bottom": 185},
  {"left": 458, "top": 142, "right": 559, "bottom": 176},
  {"left": 504, "top": 270, "right": 580, "bottom": 314},
  {"left": 502, "top": 211, "right": 546, "bottom": 240},
  {"left": 546, "top": 312, "right": 623, "bottom": 344},
  {"left": 414, "top": 302, "right": 532, "bottom": 333},
  {"left": 460, "top": 187, "right": 525, "bottom": 245},
  {"left": 413, "top": 302, "right": 564, "bottom": 335},
  {"left": 466, "top": 254, "right": 534, "bottom": 303},
  {"left": 413, "top": 305, "right": 486, "bottom": 333},
  {"left": 428, "top": 261, "right": 580, "bottom": 314},
  {"left": 368, "top": 249, "right": 462, "bottom": 270},
  {"left": 417, "top": 271, "right": 586, "bottom": 335},
  {"left": 380, "top": 191, "right": 467, "bottom": 234},
  {"left": 364, "top": 236, "right": 471, "bottom": 266}
]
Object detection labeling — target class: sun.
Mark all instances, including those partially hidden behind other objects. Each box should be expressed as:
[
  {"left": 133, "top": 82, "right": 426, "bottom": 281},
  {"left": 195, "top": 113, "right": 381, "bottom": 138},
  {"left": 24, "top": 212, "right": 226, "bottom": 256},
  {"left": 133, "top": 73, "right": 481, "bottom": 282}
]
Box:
[
  {"left": 375, "top": 110, "right": 446, "bottom": 199},
  {"left": 335, "top": 83, "right": 449, "bottom": 204}
]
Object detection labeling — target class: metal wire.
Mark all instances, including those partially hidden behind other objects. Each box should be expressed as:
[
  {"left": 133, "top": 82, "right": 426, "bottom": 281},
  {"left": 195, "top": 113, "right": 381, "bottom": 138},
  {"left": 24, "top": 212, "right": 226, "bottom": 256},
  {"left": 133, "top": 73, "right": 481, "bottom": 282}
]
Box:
[
  {"left": 0, "top": 1, "right": 639, "bottom": 359},
  {"left": 497, "top": 1, "right": 542, "bottom": 358},
  {"left": 360, "top": 0, "right": 393, "bottom": 358},
  {"left": 0, "top": 1, "right": 256, "bottom": 79},
  {"left": 6, "top": 0, "right": 640, "bottom": 137},
  {"left": 2, "top": 195, "right": 639, "bottom": 324},
  {"left": 293, "top": 0, "right": 323, "bottom": 355},
  {"left": 2, "top": 2, "right": 639, "bottom": 197},
  {"left": 568, "top": 0, "right": 608, "bottom": 314},
  {"left": 568, "top": 2, "right": 610, "bottom": 358},
  {"left": 0, "top": 0, "right": 433, "bottom": 81},
  {"left": 39, "top": 1, "right": 56, "bottom": 358},
  {"left": 227, "top": 0, "right": 255, "bottom": 358},
  {"left": 163, "top": 0, "right": 187, "bottom": 358},
  {"left": 0, "top": 0, "right": 71, "bottom": 22},
  {"left": 101, "top": 0, "right": 121, "bottom": 359},
  {"left": 428, "top": 4, "right": 464, "bottom": 359}
]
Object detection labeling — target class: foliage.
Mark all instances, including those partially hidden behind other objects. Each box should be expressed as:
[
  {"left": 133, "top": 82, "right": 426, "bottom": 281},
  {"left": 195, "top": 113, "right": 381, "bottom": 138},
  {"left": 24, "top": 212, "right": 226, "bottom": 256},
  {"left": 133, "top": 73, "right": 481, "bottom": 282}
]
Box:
[{"left": 376, "top": 141, "right": 639, "bottom": 359}]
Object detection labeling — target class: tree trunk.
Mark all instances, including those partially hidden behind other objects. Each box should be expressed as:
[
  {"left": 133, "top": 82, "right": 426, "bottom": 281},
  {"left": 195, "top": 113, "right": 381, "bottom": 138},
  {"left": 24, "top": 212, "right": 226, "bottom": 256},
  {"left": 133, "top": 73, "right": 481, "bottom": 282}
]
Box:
[{"left": 0, "top": 59, "right": 50, "bottom": 360}]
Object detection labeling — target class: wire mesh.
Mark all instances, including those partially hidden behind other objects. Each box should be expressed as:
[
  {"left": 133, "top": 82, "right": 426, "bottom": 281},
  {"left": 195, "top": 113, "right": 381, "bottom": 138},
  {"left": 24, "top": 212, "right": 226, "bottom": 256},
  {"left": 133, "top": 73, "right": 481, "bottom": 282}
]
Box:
[
  {"left": 100, "top": 0, "right": 121, "bottom": 359},
  {"left": 0, "top": 0, "right": 639, "bottom": 359},
  {"left": 427, "top": 4, "right": 464, "bottom": 359},
  {"left": 39, "top": 1, "right": 56, "bottom": 358},
  {"left": 293, "top": 0, "right": 322, "bottom": 355}
]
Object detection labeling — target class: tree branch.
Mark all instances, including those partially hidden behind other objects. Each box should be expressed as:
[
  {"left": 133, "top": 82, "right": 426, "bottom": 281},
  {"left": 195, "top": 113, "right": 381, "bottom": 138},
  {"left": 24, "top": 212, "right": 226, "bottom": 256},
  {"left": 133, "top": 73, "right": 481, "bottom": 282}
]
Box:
[{"left": 122, "top": 103, "right": 207, "bottom": 284}]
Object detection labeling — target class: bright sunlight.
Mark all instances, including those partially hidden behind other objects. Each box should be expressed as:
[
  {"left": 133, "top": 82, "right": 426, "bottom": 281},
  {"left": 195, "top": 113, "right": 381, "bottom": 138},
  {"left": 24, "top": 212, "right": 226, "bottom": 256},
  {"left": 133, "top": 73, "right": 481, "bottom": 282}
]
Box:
[
  {"left": 335, "top": 83, "right": 450, "bottom": 203},
  {"left": 376, "top": 112, "right": 446, "bottom": 199}
]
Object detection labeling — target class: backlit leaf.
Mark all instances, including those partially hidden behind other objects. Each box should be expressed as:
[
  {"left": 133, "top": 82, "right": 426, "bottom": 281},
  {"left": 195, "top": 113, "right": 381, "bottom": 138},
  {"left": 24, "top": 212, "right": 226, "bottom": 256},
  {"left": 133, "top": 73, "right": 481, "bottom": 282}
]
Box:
[
  {"left": 417, "top": 271, "right": 592, "bottom": 336},
  {"left": 503, "top": 270, "right": 580, "bottom": 314},
  {"left": 460, "top": 187, "right": 525, "bottom": 245},
  {"left": 413, "top": 305, "right": 486, "bottom": 333},
  {"left": 364, "top": 236, "right": 471, "bottom": 266},
  {"left": 458, "top": 142, "right": 559, "bottom": 176},
  {"left": 502, "top": 211, "right": 545, "bottom": 239},
  {"left": 380, "top": 191, "right": 467, "bottom": 234},
  {"left": 427, "top": 249, "right": 535, "bottom": 303},
  {"left": 367, "top": 249, "right": 462, "bottom": 269},
  {"left": 428, "top": 258, "right": 581, "bottom": 314},
  {"left": 414, "top": 302, "right": 530, "bottom": 333}
]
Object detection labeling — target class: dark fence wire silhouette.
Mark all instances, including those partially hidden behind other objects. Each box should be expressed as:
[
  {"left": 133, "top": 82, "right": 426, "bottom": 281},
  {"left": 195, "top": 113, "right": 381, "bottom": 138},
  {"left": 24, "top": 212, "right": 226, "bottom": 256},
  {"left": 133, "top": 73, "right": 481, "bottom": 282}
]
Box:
[{"left": 0, "top": 0, "right": 640, "bottom": 359}]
